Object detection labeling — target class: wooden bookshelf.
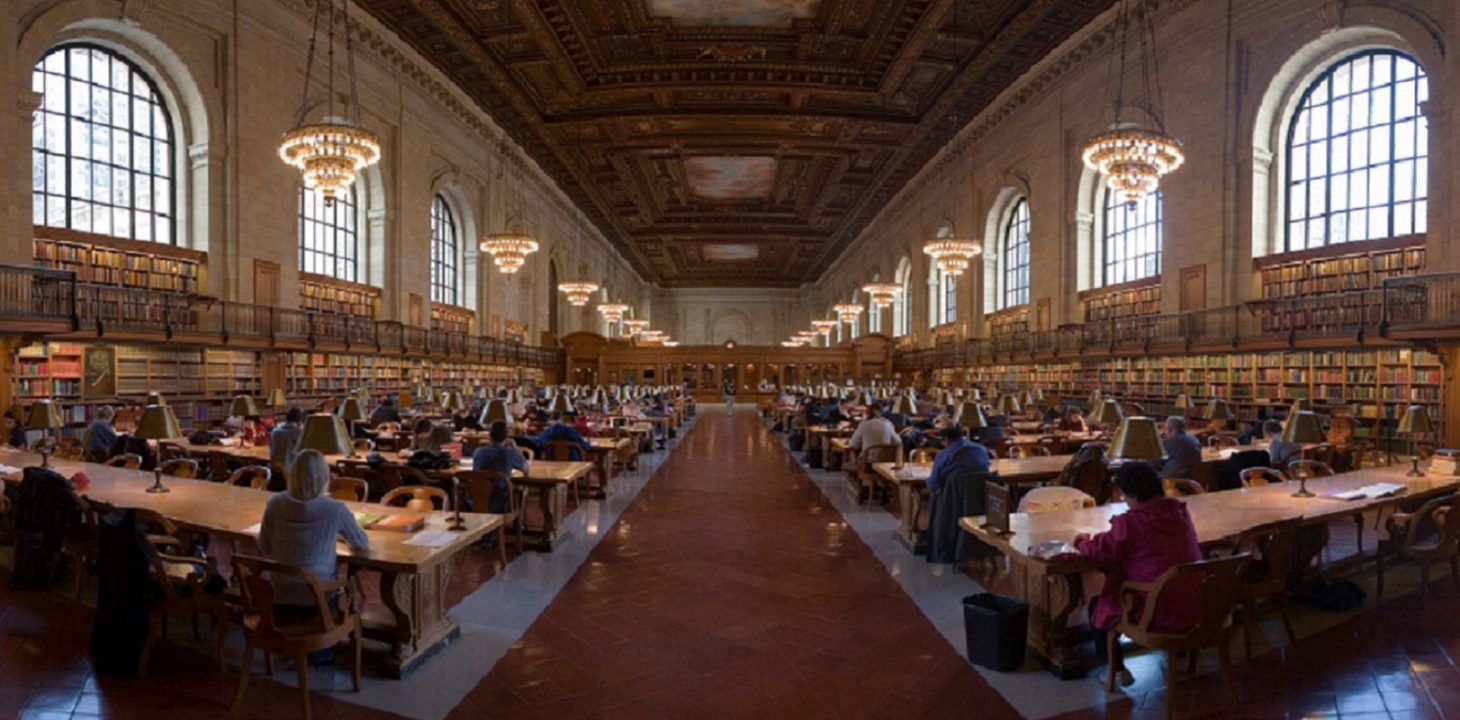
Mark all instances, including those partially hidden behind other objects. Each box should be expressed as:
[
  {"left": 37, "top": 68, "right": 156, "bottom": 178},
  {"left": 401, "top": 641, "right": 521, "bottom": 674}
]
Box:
[
  {"left": 282, "top": 352, "right": 535, "bottom": 408},
  {"left": 939, "top": 347, "right": 1443, "bottom": 452},
  {"left": 34, "top": 227, "right": 206, "bottom": 294},
  {"left": 300, "top": 273, "right": 381, "bottom": 319},
  {"left": 1255, "top": 236, "right": 1425, "bottom": 300},
  {"left": 431, "top": 303, "right": 475, "bottom": 334},
  {"left": 1080, "top": 280, "right": 1161, "bottom": 322},
  {"left": 986, "top": 307, "right": 1030, "bottom": 338}
]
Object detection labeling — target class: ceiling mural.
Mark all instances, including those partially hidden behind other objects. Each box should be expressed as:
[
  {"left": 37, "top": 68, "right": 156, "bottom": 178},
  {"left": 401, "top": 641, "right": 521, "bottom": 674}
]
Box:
[{"left": 358, "top": 0, "right": 1117, "bottom": 287}]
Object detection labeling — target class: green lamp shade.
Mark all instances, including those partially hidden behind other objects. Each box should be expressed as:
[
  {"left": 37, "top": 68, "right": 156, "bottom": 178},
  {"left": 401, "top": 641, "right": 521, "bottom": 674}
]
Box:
[
  {"left": 892, "top": 395, "right": 917, "bottom": 415},
  {"left": 998, "top": 395, "right": 1022, "bottom": 415},
  {"left": 1174, "top": 393, "right": 1190, "bottom": 410},
  {"left": 230, "top": 395, "right": 259, "bottom": 417},
  {"left": 267, "top": 388, "right": 287, "bottom": 408},
  {"left": 479, "top": 399, "right": 510, "bottom": 427},
  {"left": 442, "top": 392, "right": 466, "bottom": 412},
  {"left": 1203, "top": 398, "right": 1235, "bottom": 422},
  {"left": 337, "top": 396, "right": 368, "bottom": 423},
  {"left": 549, "top": 394, "right": 575, "bottom": 414},
  {"left": 133, "top": 404, "right": 181, "bottom": 440},
  {"left": 1096, "top": 398, "right": 1125, "bottom": 427},
  {"left": 955, "top": 401, "right": 987, "bottom": 430},
  {"left": 1280, "top": 410, "right": 1326, "bottom": 444},
  {"left": 26, "top": 400, "right": 63, "bottom": 431},
  {"left": 298, "top": 414, "right": 353, "bottom": 456},
  {"left": 1399, "top": 405, "right": 1434, "bottom": 435},
  {"left": 1110, "top": 417, "right": 1165, "bottom": 460},
  {"left": 145, "top": 391, "right": 167, "bottom": 407}
]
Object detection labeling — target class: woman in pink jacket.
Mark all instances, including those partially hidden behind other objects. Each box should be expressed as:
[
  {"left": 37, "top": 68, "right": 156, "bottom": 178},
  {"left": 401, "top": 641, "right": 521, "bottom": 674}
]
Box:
[{"left": 1074, "top": 463, "right": 1202, "bottom": 686}]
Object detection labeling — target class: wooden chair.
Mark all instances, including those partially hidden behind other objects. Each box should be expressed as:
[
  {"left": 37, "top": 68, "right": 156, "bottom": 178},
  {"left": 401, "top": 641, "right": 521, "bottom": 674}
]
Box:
[
  {"left": 543, "top": 440, "right": 583, "bottom": 504},
  {"left": 381, "top": 485, "right": 450, "bottom": 512},
  {"left": 1107, "top": 554, "right": 1252, "bottom": 719},
  {"left": 857, "top": 444, "right": 902, "bottom": 508},
  {"left": 1220, "top": 517, "right": 1301, "bottom": 660},
  {"left": 1378, "top": 494, "right": 1460, "bottom": 606},
  {"left": 1017, "top": 486, "right": 1095, "bottom": 513},
  {"left": 55, "top": 437, "right": 84, "bottom": 461},
  {"left": 227, "top": 465, "right": 272, "bottom": 490},
  {"left": 56, "top": 491, "right": 100, "bottom": 600},
  {"left": 104, "top": 453, "right": 143, "bottom": 470},
  {"left": 156, "top": 442, "right": 189, "bottom": 463},
  {"left": 458, "top": 470, "right": 524, "bottom": 565},
  {"left": 908, "top": 447, "right": 938, "bottom": 465},
  {"left": 1162, "top": 478, "right": 1206, "bottom": 498},
  {"left": 230, "top": 555, "right": 362, "bottom": 720},
  {"left": 328, "top": 476, "right": 367, "bottom": 503},
  {"left": 352, "top": 438, "right": 375, "bottom": 455},
  {"left": 1057, "top": 445, "right": 1112, "bottom": 505},
  {"left": 128, "top": 506, "right": 230, "bottom": 676},
  {"left": 206, "top": 451, "right": 234, "bottom": 482},
  {"left": 1009, "top": 445, "right": 1051, "bottom": 458},
  {"left": 157, "top": 458, "right": 199, "bottom": 479},
  {"left": 1239, "top": 467, "right": 1286, "bottom": 488},
  {"left": 1286, "top": 459, "right": 1334, "bottom": 480},
  {"left": 1208, "top": 435, "right": 1239, "bottom": 449}
]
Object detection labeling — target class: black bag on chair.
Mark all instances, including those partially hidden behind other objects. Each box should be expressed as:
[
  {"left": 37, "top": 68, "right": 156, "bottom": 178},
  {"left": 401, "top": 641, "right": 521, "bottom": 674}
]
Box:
[
  {"left": 927, "top": 470, "right": 1002, "bottom": 564},
  {"left": 804, "top": 446, "right": 823, "bottom": 469}
]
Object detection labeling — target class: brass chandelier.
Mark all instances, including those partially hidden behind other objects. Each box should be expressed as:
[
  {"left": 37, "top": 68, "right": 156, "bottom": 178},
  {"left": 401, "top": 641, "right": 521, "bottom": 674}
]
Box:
[
  {"left": 812, "top": 320, "right": 838, "bottom": 336},
  {"left": 622, "top": 319, "right": 650, "bottom": 335},
  {"left": 923, "top": 236, "right": 982, "bottom": 276},
  {"left": 833, "top": 303, "right": 864, "bottom": 323},
  {"left": 557, "top": 281, "right": 599, "bottom": 306},
  {"left": 279, "top": 0, "right": 381, "bottom": 205},
  {"left": 1081, "top": 0, "right": 1184, "bottom": 206},
  {"left": 597, "top": 302, "right": 629, "bottom": 323},
  {"left": 862, "top": 282, "right": 901, "bottom": 309},
  {"left": 481, "top": 148, "right": 540, "bottom": 274}
]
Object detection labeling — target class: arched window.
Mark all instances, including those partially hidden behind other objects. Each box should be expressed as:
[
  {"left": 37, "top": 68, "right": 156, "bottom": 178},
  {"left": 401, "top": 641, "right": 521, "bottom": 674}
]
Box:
[
  {"left": 430, "top": 194, "right": 459, "bottom": 305},
  {"left": 1103, "top": 190, "right": 1162, "bottom": 285},
  {"left": 1001, "top": 198, "right": 1030, "bottom": 308},
  {"left": 299, "top": 186, "right": 358, "bottom": 281},
  {"left": 867, "top": 277, "right": 882, "bottom": 334},
  {"left": 893, "top": 257, "right": 912, "bottom": 337},
  {"left": 1285, "top": 50, "right": 1428, "bottom": 250},
  {"left": 32, "top": 44, "right": 175, "bottom": 242}
]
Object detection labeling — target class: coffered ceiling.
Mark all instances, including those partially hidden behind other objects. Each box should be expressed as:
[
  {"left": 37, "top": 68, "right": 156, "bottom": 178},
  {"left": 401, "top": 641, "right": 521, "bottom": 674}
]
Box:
[{"left": 358, "top": 0, "right": 1115, "bottom": 287}]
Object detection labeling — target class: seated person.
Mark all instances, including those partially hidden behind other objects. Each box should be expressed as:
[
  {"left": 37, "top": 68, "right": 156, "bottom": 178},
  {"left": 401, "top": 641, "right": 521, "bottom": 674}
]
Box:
[
  {"left": 369, "top": 397, "right": 402, "bottom": 425},
  {"left": 573, "top": 413, "right": 597, "bottom": 439},
  {"left": 471, "top": 420, "right": 529, "bottom": 513},
  {"left": 1158, "top": 415, "right": 1202, "bottom": 479},
  {"left": 81, "top": 405, "right": 118, "bottom": 461},
  {"left": 1264, "top": 419, "right": 1302, "bottom": 468},
  {"left": 408, "top": 418, "right": 436, "bottom": 452},
  {"left": 1058, "top": 408, "right": 1089, "bottom": 433},
  {"left": 539, "top": 412, "right": 591, "bottom": 460},
  {"left": 925, "top": 424, "right": 991, "bottom": 494},
  {"left": 257, "top": 450, "right": 370, "bottom": 609},
  {"left": 1074, "top": 463, "right": 1202, "bottom": 687},
  {"left": 846, "top": 405, "right": 899, "bottom": 471},
  {"left": 972, "top": 413, "right": 1006, "bottom": 444},
  {"left": 2, "top": 409, "right": 27, "bottom": 449}
]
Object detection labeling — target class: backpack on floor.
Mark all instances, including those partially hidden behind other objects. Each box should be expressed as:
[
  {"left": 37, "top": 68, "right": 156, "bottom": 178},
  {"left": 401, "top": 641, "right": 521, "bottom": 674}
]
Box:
[
  {"left": 804, "top": 446, "right": 823, "bottom": 469},
  {"left": 789, "top": 433, "right": 805, "bottom": 452}
]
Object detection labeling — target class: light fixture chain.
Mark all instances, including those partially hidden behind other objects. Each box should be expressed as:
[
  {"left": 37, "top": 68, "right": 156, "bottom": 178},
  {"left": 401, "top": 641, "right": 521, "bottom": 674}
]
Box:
[
  {"left": 345, "top": 0, "right": 362, "bottom": 126},
  {"left": 295, "top": 0, "right": 324, "bottom": 126},
  {"left": 326, "top": 0, "right": 336, "bottom": 119}
]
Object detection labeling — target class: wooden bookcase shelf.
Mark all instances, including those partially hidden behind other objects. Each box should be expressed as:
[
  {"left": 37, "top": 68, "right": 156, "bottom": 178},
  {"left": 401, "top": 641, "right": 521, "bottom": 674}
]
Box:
[
  {"left": 33, "top": 227, "right": 206, "bottom": 294},
  {"left": 986, "top": 308, "right": 1030, "bottom": 338},
  {"left": 1255, "top": 237, "right": 1425, "bottom": 300},
  {"left": 282, "top": 352, "right": 540, "bottom": 407},
  {"left": 931, "top": 346, "right": 1442, "bottom": 452},
  {"left": 1080, "top": 281, "right": 1161, "bottom": 322},
  {"left": 431, "top": 303, "right": 475, "bottom": 334},
  {"left": 300, "top": 274, "right": 381, "bottom": 319}
]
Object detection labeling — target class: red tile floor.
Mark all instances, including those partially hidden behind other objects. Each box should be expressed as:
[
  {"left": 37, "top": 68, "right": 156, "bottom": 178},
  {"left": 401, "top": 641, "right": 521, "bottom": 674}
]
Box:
[{"left": 6, "top": 409, "right": 1460, "bottom": 718}]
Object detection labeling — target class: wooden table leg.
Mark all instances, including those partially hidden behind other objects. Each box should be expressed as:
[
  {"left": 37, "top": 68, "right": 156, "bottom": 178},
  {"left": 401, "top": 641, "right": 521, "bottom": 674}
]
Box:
[
  {"left": 530, "top": 483, "right": 568, "bottom": 551},
  {"left": 368, "top": 558, "right": 459, "bottom": 678},
  {"left": 1019, "top": 562, "right": 1087, "bottom": 679},
  {"left": 895, "top": 482, "right": 926, "bottom": 553}
]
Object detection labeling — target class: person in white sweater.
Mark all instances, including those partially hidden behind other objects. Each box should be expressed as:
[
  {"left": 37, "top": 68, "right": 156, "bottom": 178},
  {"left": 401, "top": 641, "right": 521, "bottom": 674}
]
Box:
[{"left": 257, "top": 449, "right": 369, "bottom": 608}]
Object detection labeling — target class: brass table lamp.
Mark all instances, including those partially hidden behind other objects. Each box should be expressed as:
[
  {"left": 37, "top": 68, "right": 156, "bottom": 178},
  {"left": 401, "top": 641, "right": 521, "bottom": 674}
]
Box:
[
  {"left": 26, "top": 399, "right": 63, "bottom": 469},
  {"left": 299, "top": 414, "right": 353, "bottom": 457},
  {"left": 1281, "top": 410, "right": 1327, "bottom": 497},
  {"left": 1110, "top": 417, "right": 1165, "bottom": 462},
  {"left": 134, "top": 404, "right": 182, "bottom": 493},
  {"left": 1398, "top": 404, "right": 1434, "bottom": 478}
]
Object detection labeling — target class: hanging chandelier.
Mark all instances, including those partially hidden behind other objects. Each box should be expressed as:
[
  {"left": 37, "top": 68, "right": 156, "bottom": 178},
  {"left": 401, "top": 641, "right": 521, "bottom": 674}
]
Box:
[
  {"left": 833, "top": 303, "right": 864, "bottom": 323},
  {"left": 781, "top": 340, "right": 802, "bottom": 348},
  {"left": 812, "top": 320, "right": 838, "bottom": 336},
  {"left": 1081, "top": 0, "right": 1183, "bottom": 206},
  {"left": 597, "top": 303, "right": 629, "bottom": 323},
  {"left": 557, "top": 281, "right": 599, "bottom": 306},
  {"left": 480, "top": 231, "right": 539, "bottom": 274},
  {"left": 662, "top": 340, "right": 680, "bottom": 348},
  {"left": 279, "top": 0, "right": 381, "bottom": 204},
  {"left": 862, "top": 282, "right": 901, "bottom": 309},
  {"left": 639, "top": 330, "right": 665, "bottom": 342},
  {"left": 923, "top": 236, "right": 982, "bottom": 276},
  {"left": 622, "top": 319, "right": 650, "bottom": 335}
]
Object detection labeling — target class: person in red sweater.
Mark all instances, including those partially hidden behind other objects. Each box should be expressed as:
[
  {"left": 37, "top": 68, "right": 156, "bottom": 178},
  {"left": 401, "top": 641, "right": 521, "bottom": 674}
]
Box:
[{"left": 1074, "top": 463, "right": 1202, "bottom": 687}]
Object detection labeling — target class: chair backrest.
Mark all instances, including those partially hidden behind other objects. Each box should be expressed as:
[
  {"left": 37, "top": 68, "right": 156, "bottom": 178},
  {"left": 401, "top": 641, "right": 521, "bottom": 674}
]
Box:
[
  {"left": 1209, "top": 435, "right": 1238, "bottom": 449},
  {"left": 158, "top": 458, "right": 199, "bottom": 479},
  {"left": 157, "top": 442, "right": 188, "bottom": 462},
  {"left": 1010, "top": 445, "right": 1051, "bottom": 458},
  {"left": 860, "top": 444, "right": 900, "bottom": 471},
  {"left": 1233, "top": 517, "right": 1301, "bottom": 594},
  {"left": 456, "top": 469, "right": 514, "bottom": 516},
  {"left": 55, "top": 437, "right": 84, "bottom": 461},
  {"left": 909, "top": 447, "right": 938, "bottom": 465},
  {"left": 544, "top": 440, "right": 578, "bottom": 461},
  {"left": 327, "top": 476, "right": 367, "bottom": 502},
  {"left": 380, "top": 485, "right": 449, "bottom": 512},
  {"left": 1058, "top": 444, "right": 1111, "bottom": 504},
  {"left": 1017, "top": 486, "right": 1095, "bottom": 513},
  {"left": 228, "top": 465, "right": 271, "bottom": 490},
  {"left": 232, "top": 554, "right": 342, "bottom": 641},
  {"left": 1239, "top": 467, "right": 1287, "bottom": 488},
  {"left": 375, "top": 421, "right": 401, "bottom": 435},
  {"left": 353, "top": 438, "right": 375, "bottom": 454},
  {"left": 1287, "top": 459, "right": 1334, "bottom": 480},
  {"left": 105, "top": 453, "right": 143, "bottom": 470},
  {"left": 206, "top": 451, "right": 233, "bottom": 482},
  {"left": 1307, "top": 443, "right": 1338, "bottom": 466},
  {"left": 1123, "top": 554, "right": 1251, "bottom": 644},
  {"left": 518, "top": 447, "right": 535, "bottom": 461},
  {"left": 1163, "top": 478, "right": 1206, "bottom": 497}
]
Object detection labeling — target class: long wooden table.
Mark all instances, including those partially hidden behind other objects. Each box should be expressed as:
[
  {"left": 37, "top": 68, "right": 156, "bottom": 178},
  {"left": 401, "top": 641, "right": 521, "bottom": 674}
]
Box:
[
  {"left": 958, "top": 465, "right": 1453, "bottom": 678},
  {"left": 0, "top": 448, "right": 500, "bottom": 678}
]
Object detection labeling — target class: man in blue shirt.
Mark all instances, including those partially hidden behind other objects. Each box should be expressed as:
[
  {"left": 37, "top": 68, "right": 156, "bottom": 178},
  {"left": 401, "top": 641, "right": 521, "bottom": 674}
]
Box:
[
  {"left": 81, "top": 405, "right": 118, "bottom": 462},
  {"left": 472, "top": 421, "right": 529, "bottom": 513},
  {"left": 269, "top": 407, "right": 304, "bottom": 479},
  {"left": 1159, "top": 415, "right": 1203, "bottom": 479},
  {"left": 538, "top": 412, "right": 591, "bottom": 460},
  {"left": 926, "top": 425, "right": 992, "bottom": 493}
]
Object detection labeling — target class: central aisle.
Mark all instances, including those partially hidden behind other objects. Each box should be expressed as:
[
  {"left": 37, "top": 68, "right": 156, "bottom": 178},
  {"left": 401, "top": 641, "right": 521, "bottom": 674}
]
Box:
[{"left": 453, "top": 408, "right": 1022, "bottom": 719}]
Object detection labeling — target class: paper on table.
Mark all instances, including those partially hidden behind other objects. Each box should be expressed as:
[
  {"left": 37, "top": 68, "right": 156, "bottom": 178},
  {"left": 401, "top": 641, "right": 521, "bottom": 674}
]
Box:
[
  {"left": 402, "top": 530, "right": 458, "bottom": 548},
  {"left": 242, "top": 522, "right": 262, "bottom": 534},
  {"left": 0, "top": 465, "right": 23, "bottom": 475}
]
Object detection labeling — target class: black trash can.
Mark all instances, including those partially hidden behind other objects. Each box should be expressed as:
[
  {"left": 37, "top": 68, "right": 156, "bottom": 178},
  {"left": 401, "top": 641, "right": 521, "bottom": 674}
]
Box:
[{"left": 962, "top": 593, "right": 1029, "bottom": 671}]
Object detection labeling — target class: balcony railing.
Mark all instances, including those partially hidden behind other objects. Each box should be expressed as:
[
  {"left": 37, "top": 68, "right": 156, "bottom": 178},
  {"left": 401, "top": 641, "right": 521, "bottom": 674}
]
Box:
[{"left": 0, "top": 265, "right": 557, "bottom": 369}]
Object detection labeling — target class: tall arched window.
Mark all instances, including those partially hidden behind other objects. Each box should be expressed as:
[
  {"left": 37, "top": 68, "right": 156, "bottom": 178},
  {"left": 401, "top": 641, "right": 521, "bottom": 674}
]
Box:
[
  {"left": 1286, "top": 50, "right": 1428, "bottom": 250},
  {"left": 32, "top": 44, "right": 175, "bottom": 242},
  {"left": 893, "top": 257, "right": 912, "bottom": 337},
  {"left": 299, "top": 186, "right": 358, "bottom": 281},
  {"left": 867, "top": 277, "right": 882, "bottom": 334},
  {"left": 430, "top": 195, "right": 459, "bottom": 305},
  {"left": 1001, "top": 198, "right": 1030, "bottom": 308},
  {"left": 939, "top": 270, "right": 957, "bottom": 325},
  {"left": 1103, "top": 190, "right": 1162, "bottom": 285}
]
